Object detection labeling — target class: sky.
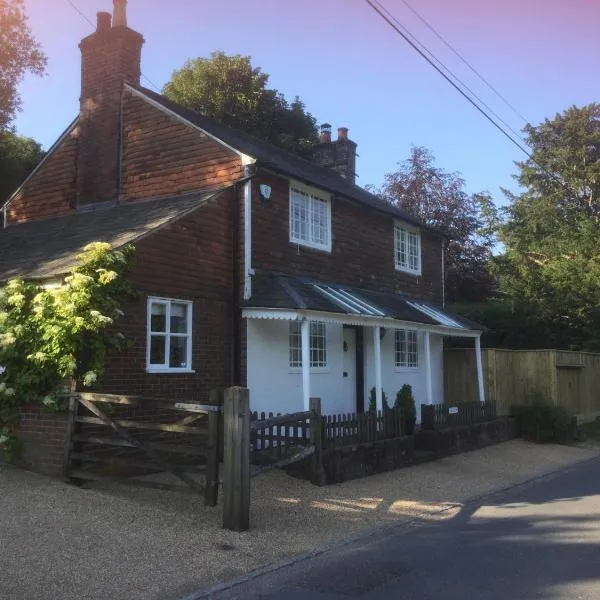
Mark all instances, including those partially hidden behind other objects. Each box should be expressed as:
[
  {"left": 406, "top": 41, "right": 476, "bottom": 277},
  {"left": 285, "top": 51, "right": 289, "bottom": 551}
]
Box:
[{"left": 14, "top": 0, "right": 600, "bottom": 206}]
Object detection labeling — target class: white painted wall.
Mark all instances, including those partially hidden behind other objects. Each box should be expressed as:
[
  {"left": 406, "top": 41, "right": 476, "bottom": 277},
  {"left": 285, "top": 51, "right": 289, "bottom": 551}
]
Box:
[
  {"left": 246, "top": 319, "right": 346, "bottom": 415},
  {"left": 363, "top": 330, "right": 444, "bottom": 421},
  {"left": 246, "top": 320, "right": 444, "bottom": 419}
]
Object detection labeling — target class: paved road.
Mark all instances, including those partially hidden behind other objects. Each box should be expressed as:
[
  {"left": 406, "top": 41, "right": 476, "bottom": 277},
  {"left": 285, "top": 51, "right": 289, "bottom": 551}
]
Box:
[{"left": 201, "top": 457, "right": 600, "bottom": 600}]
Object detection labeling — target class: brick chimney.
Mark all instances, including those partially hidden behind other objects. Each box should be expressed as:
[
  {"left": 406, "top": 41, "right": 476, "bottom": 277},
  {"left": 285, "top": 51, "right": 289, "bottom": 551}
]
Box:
[
  {"left": 76, "top": 0, "right": 144, "bottom": 207},
  {"left": 311, "top": 124, "right": 357, "bottom": 184}
]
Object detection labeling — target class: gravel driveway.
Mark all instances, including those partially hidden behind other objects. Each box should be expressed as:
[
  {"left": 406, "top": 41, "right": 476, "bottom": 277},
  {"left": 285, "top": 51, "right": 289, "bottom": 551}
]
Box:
[{"left": 0, "top": 440, "right": 597, "bottom": 600}]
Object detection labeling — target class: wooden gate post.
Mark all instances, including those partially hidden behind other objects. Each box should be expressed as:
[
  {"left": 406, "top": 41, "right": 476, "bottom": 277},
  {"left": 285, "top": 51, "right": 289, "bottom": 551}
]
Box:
[
  {"left": 204, "top": 389, "right": 222, "bottom": 507},
  {"left": 63, "top": 394, "right": 84, "bottom": 485},
  {"left": 310, "top": 397, "right": 325, "bottom": 486},
  {"left": 223, "top": 386, "right": 250, "bottom": 531}
]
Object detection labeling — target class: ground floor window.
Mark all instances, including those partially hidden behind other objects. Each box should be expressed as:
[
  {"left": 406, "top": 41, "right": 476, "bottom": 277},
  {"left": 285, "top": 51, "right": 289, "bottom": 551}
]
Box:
[
  {"left": 289, "top": 321, "right": 327, "bottom": 369},
  {"left": 147, "top": 297, "right": 193, "bottom": 372},
  {"left": 395, "top": 328, "right": 419, "bottom": 368}
]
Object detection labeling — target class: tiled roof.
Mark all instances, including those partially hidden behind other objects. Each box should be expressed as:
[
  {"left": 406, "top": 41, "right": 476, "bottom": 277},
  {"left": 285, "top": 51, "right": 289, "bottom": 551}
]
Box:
[
  {"left": 246, "top": 271, "right": 482, "bottom": 331},
  {"left": 134, "top": 86, "right": 442, "bottom": 235},
  {"left": 0, "top": 191, "right": 220, "bottom": 281}
]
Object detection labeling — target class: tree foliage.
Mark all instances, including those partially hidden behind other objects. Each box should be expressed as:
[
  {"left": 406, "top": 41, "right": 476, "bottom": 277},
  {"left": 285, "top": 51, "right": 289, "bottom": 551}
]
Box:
[
  {"left": 0, "top": 0, "right": 46, "bottom": 132},
  {"left": 498, "top": 103, "right": 600, "bottom": 350},
  {"left": 163, "top": 51, "right": 318, "bottom": 157},
  {"left": 0, "top": 131, "right": 44, "bottom": 203},
  {"left": 377, "top": 146, "right": 498, "bottom": 302},
  {"left": 0, "top": 243, "right": 134, "bottom": 457}
]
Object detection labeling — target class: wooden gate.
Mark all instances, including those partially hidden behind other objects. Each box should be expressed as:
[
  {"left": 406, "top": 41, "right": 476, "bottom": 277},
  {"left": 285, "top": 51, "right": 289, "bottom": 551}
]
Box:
[
  {"left": 63, "top": 391, "right": 222, "bottom": 506},
  {"left": 222, "top": 388, "right": 322, "bottom": 531}
]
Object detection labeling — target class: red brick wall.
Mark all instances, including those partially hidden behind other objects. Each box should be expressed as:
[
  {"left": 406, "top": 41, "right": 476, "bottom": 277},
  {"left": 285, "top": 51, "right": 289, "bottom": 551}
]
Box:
[
  {"left": 99, "top": 188, "right": 237, "bottom": 400},
  {"left": 6, "top": 89, "right": 243, "bottom": 224},
  {"left": 6, "top": 124, "right": 79, "bottom": 225},
  {"left": 250, "top": 173, "right": 444, "bottom": 302},
  {"left": 120, "top": 90, "right": 243, "bottom": 202},
  {"left": 16, "top": 404, "right": 70, "bottom": 477}
]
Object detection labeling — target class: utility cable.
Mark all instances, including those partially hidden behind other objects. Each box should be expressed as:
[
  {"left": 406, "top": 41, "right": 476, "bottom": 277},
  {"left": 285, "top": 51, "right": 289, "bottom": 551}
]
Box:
[
  {"left": 63, "top": 0, "right": 161, "bottom": 92},
  {"left": 365, "top": 0, "right": 585, "bottom": 205},
  {"left": 398, "top": 0, "right": 531, "bottom": 126},
  {"left": 369, "top": 0, "right": 526, "bottom": 145}
]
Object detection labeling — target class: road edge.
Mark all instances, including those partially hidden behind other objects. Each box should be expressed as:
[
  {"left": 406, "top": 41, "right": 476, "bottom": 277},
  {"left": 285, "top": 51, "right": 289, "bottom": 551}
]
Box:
[{"left": 179, "top": 452, "right": 600, "bottom": 600}]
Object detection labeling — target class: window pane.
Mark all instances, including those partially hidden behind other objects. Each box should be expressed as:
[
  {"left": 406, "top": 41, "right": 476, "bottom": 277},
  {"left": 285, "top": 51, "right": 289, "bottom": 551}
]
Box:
[
  {"left": 150, "top": 335, "right": 166, "bottom": 365},
  {"left": 289, "top": 321, "right": 302, "bottom": 368},
  {"left": 170, "top": 303, "right": 188, "bottom": 333},
  {"left": 310, "top": 197, "right": 328, "bottom": 247},
  {"left": 291, "top": 190, "right": 309, "bottom": 242},
  {"left": 310, "top": 322, "right": 327, "bottom": 368},
  {"left": 150, "top": 303, "right": 166, "bottom": 332},
  {"left": 169, "top": 336, "right": 188, "bottom": 369}
]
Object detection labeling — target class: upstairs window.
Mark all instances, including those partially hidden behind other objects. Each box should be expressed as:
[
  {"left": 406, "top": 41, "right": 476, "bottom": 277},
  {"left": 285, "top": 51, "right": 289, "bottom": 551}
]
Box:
[
  {"left": 395, "top": 329, "right": 419, "bottom": 369},
  {"left": 147, "top": 298, "right": 193, "bottom": 372},
  {"left": 289, "top": 182, "right": 331, "bottom": 252},
  {"left": 395, "top": 223, "right": 421, "bottom": 274},
  {"left": 289, "top": 321, "right": 328, "bottom": 369}
]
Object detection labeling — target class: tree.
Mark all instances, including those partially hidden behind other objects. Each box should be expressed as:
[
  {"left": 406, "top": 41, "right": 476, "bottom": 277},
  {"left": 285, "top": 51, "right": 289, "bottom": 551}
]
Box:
[
  {"left": 0, "top": 0, "right": 46, "bottom": 132},
  {"left": 377, "top": 146, "right": 498, "bottom": 303},
  {"left": 498, "top": 103, "right": 600, "bottom": 350},
  {"left": 163, "top": 51, "right": 318, "bottom": 157},
  {"left": 0, "top": 132, "right": 44, "bottom": 203}
]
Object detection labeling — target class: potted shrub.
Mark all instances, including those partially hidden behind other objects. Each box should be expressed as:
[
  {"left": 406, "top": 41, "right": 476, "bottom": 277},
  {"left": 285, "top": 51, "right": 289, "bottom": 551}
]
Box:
[{"left": 396, "top": 384, "right": 417, "bottom": 435}]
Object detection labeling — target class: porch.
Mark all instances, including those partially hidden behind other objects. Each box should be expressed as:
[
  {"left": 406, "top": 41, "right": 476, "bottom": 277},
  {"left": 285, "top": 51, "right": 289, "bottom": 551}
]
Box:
[{"left": 244, "top": 273, "right": 485, "bottom": 418}]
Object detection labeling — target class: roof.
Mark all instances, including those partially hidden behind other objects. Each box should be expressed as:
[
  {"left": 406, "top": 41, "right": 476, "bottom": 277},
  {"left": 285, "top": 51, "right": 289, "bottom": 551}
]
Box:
[
  {"left": 132, "top": 86, "right": 441, "bottom": 235},
  {"left": 0, "top": 191, "right": 220, "bottom": 282},
  {"left": 246, "top": 272, "right": 482, "bottom": 332}
]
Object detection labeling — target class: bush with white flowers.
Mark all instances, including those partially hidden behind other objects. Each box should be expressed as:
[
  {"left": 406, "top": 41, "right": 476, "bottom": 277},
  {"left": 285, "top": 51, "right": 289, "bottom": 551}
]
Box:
[{"left": 0, "top": 242, "right": 134, "bottom": 458}]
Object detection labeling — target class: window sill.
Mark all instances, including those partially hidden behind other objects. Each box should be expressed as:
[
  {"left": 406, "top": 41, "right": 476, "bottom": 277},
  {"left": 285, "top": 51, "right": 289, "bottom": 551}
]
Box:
[
  {"left": 394, "top": 366, "right": 421, "bottom": 373},
  {"left": 289, "top": 368, "right": 331, "bottom": 374},
  {"left": 289, "top": 239, "right": 332, "bottom": 254},
  {"left": 395, "top": 264, "right": 422, "bottom": 276},
  {"left": 146, "top": 368, "right": 196, "bottom": 374}
]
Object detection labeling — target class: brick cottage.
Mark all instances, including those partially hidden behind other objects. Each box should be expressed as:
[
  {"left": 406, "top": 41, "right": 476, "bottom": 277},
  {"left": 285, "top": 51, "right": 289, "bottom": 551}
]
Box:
[{"left": 0, "top": 0, "right": 484, "bottom": 474}]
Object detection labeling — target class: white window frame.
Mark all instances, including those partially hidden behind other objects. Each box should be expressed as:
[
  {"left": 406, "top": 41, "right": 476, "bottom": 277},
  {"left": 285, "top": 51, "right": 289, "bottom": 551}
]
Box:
[
  {"left": 394, "top": 222, "right": 422, "bottom": 275},
  {"left": 394, "top": 328, "right": 420, "bottom": 370},
  {"left": 289, "top": 321, "right": 329, "bottom": 371},
  {"left": 146, "top": 297, "right": 193, "bottom": 373},
  {"left": 289, "top": 180, "right": 332, "bottom": 252}
]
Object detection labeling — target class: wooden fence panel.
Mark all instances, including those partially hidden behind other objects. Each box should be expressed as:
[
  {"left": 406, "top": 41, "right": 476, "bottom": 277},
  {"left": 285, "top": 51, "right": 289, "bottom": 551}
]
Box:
[{"left": 445, "top": 348, "right": 600, "bottom": 422}]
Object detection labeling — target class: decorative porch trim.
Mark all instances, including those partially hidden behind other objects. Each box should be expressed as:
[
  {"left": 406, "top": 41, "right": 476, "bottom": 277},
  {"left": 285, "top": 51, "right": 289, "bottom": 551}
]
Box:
[{"left": 242, "top": 307, "right": 482, "bottom": 338}]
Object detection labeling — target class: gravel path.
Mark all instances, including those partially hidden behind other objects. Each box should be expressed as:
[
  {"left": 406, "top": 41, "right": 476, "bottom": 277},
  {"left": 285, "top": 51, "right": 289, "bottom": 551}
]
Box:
[{"left": 0, "top": 440, "right": 597, "bottom": 600}]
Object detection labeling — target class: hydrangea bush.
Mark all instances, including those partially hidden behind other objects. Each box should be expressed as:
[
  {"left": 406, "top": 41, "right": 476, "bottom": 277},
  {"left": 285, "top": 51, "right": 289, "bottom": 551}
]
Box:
[{"left": 0, "top": 243, "right": 134, "bottom": 458}]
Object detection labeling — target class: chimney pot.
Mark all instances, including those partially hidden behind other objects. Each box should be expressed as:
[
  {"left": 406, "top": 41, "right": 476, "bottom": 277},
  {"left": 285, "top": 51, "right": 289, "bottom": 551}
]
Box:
[
  {"left": 319, "top": 123, "right": 332, "bottom": 144},
  {"left": 337, "top": 127, "right": 349, "bottom": 141},
  {"left": 113, "top": 0, "right": 127, "bottom": 27},
  {"left": 96, "top": 11, "right": 111, "bottom": 32}
]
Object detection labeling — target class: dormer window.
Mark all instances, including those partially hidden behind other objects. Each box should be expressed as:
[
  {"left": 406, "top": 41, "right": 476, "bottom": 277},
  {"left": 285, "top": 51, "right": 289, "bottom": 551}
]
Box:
[
  {"left": 394, "top": 222, "right": 421, "bottom": 275},
  {"left": 289, "top": 181, "right": 332, "bottom": 252}
]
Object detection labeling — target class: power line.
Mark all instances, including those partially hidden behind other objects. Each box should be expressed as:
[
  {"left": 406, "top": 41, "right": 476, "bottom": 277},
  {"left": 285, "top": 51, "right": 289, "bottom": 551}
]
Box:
[
  {"left": 369, "top": 0, "right": 526, "bottom": 145},
  {"left": 63, "top": 0, "right": 161, "bottom": 92},
  {"left": 365, "top": 0, "right": 531, "bottom": 154},
  {"left": 365, "top": 0, "right": 584, "bottom": 205},
  {"left": 65, "top": 0, "right": 94, "bottom": 28},
  {"left": 398, "top": 0, "right": 531, "bottom": 126}
]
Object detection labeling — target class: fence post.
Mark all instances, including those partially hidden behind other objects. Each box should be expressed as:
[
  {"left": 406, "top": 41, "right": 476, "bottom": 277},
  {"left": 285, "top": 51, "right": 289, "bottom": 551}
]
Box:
[
  {"left": 63, "top": 394, "right": 84, "bottom": 485},
  {"left": 223, "top": 386, "right": 250, "bottom": 531},
  {"left": 309, "top": 397, "right": 325, "bottom": 486},
  {"left": 204, "top": 389, "right": 222, "bottom": 507}
]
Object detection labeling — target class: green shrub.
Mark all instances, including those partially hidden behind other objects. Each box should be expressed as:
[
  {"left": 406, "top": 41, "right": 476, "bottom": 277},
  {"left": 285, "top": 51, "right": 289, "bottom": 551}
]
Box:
[
  {"left": 511, "top": 397, "right": 572, "bottom": 443},
  {"left": 368, "top": 387, "right": 389, "bottom": 412},
  {"left": 395, "top": 384, "right": 417, "bottom": 435}
]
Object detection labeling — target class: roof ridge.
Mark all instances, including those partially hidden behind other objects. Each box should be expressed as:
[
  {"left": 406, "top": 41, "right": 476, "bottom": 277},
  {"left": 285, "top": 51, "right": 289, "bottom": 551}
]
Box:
[{"left": 131, "top": 86, "right": 439, "bottom": 234}]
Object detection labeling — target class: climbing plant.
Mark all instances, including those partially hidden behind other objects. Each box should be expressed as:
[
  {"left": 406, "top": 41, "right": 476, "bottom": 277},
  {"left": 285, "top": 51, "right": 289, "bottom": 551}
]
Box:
[{"left": 0, "top": 242, "right": 134, "bottom": 458}]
